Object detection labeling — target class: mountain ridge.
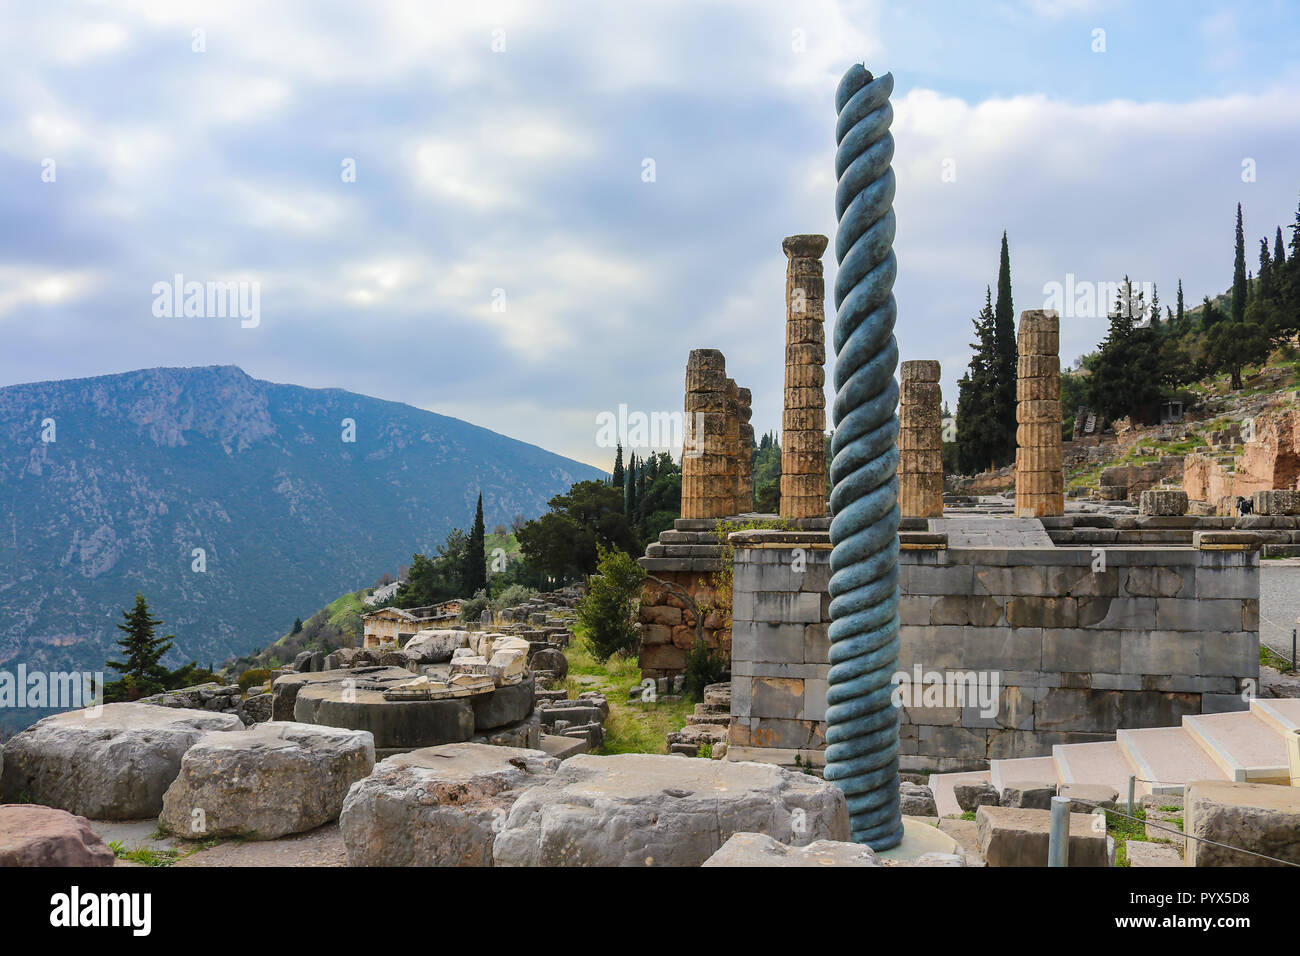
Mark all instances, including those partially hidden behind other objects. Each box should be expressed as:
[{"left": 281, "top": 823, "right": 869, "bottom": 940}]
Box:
[{"left": 0, "top": 365, "right": 604, "bottom": 730}]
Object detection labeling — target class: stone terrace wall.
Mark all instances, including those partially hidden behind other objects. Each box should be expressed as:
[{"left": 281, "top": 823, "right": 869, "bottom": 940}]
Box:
[{"left": 727, "top": 531, "right": 1260, "bottom": 772}]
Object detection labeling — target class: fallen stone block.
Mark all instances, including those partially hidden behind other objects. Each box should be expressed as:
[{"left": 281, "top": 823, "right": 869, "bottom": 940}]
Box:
[
  {"left": 530, "top": 647, "right": 569, "bottom": 679},
  {"left": 403, "top": 629, "right": 468, "bottom": 664},
  {"left": 1000, "top": 781, "right": 1058, "bottom": 810},
  {"left": 1058, "top": 783, "right": 1119, "bottom": 814},
  {"left": 1184, "top": 780, "right": 1300, "bottom": 866},
  {"left": 160, "top": 722, "right": 374, "bottom": 840},
  {"left": 954, "top": 781, "right": 1000, "bottom": 812},
  {"left": 0, "top": 703, "right": 243, "bottom": 819},
  {"left": 900, "top": 782, "right": 938, "bottom": 817},
  {"left": 0, "top": 805, "right": 116, "bottom": 867},
  {"left": 703, "top": 831, "right": 879, "bottom": 867},
  {"left": 976, "top": 805, "right": 1110, "bottom": 867},
  {"left": 339, "top": 743, "right": 559, "bottom": 866},
  {"left": 492, "top": 753, "right": 849, "bottom": 867}
]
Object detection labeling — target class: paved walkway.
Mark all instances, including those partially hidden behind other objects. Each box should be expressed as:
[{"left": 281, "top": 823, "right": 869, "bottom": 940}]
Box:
[
  {"left": 927, "top": 516, "right": 1055, "bottom": 548},
  {"left": 1261, "top": 561, "right": 1300, "bottom": 659}
]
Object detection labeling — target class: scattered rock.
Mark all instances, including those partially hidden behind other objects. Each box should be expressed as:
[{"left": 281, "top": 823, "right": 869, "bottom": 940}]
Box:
[
  {"left": 1058, "top": 783, "right": 1119, "bottom": 814},
  {"left": 493, "top": 753, "right": 849, "bottom": 867},
  {"left": 899, "top": 782, "right": 938, "bottom": 817},
  {"left": 1000, "top": 781, "right": 1058, "bottom": 810},
  {"left": 1185, "top": 780, "right": 1300, "bottom": 866},
  {"left": 0, "top": 703, "right": 243, "bottom": 819},
  {"left": 340, "top": 743, "right": 559, "bottom": 866},
  {"left": 703, "top": 831, "right": 879, "bottom": 867},
  {"left": 530, "top": 648, "right": 568, "bottom": 679},
  {"left": 954, "top": 781, "right": 1000, "bottom": 812},
  {"left": 1125, "top": 840, "right": 1183, "bottom": 868},
  {"left": 236, "top": 693, "right": 273, "bottom": 726},
  {"left": 0, "top": 805, "right": 116, "bottom": 867}
]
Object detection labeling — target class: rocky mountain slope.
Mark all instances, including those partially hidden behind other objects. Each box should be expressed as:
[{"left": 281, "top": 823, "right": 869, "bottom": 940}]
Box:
[{"left": 0, "top": 365, "right": 603, "bottom": 731}]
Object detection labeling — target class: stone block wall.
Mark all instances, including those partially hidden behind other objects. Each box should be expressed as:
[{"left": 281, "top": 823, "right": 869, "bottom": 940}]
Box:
[{"left": 727, "top": 531, "right": 1260, "bottom": 772}]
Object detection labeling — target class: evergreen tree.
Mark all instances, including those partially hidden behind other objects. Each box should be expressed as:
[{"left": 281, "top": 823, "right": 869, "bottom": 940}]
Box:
[
  {"left": 1148, "top": 284, "right": 1160, "bottom": 331},
  {"left": 106, "top": 593, "right": 176, "bottom": 698},
  {"left": 1232, "top": 203, "right": 1247, "bottom": 326},
  {"left": 955, "top": 287, "right": 999, "bottom": 473},
  {"left": 1275, "top": 226, "right": 1286, "bottom": 268},
  {"left": 1087, "top": 278, "right": 1162, "bottom": 422},
  {"left": 991, "top": 232, "right": 1018, "bottom": 466},
  {"left": 291, "top": 617, "right": 303, "bottom": 634},
  {"left": 466, "top": 493, "right": 488, "bottom": 596},
  {"left": 625, "top": 453, "right": 639, "bottom": 517},
  {"left": 1258, "top": 238, "right": 1275, "bottom": 300},
  {"left": 1175, "top": 278, "right": 1185, "bottom": 333},
  {"left": 611, "top": 443, "right": 624, "bottom": 492}
]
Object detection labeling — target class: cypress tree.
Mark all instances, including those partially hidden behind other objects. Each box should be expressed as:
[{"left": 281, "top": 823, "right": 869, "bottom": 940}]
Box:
[
  {"left": 1275, "top": 226, "right": 1286, "bottom": 268},
  {"left": 1149, "top": 284, "right": 1160, "bottom": 331},
  {"left": 466, "top": 493, "right": 488, "bottom": 595},
  {"left": 992, "top": 232, "right": 1017, "bottom": 466},
  {"left": 625, "top": 454, "right": 639, "bottom": 516},
  {"left": 1232, "top": 203, "right": 1247, "bottom": 325},
  {"left": 611, "top": 443, "right": 624, "bottom": 491},
  {"left": 1175, "top": 278, "right": 1185, "bottom": 333},
  {"left": 106, "top": 593, "right": 176, "bottom": 698}
]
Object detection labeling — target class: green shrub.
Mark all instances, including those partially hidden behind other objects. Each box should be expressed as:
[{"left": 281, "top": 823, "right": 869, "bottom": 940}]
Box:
[
  {"left": 459, "top": 589, "right": 489, "bottom": 624},
  {"left": 682, "top": 635, "right": 728, "bottom": 702},
  {"left": 576, "top": 545, "right": 647, "bottom": 661},
  {"left": 492, "top": 583, "right": 538, "bottom": 611},
  {"left": 237, "top": 668, "right": 272, "bottom": 692}
]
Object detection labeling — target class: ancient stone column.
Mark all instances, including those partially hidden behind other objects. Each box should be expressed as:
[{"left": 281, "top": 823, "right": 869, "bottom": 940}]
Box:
[
  {"left": 1014, "top": 310, "right": 1064, "bottom": 517},
  {"left": 681, "top": 348, "right": 730, "bottom": 519},
  {"left": 781, "top": 233, "right": 829, "bottom": 520},
  {"left": 736, "top": 386, "right": 754, "bottom": 514},
  {"left": 724, "top": 377, "right": 740, "bottom": 517},
  {"left": 898, "top": 361, "right": 944, "bottom": 518}
]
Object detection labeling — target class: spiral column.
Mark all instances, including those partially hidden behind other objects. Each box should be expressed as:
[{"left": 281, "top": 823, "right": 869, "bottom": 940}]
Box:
[{"left": 826, "top": 63, "right": 903, "bottom": 850}]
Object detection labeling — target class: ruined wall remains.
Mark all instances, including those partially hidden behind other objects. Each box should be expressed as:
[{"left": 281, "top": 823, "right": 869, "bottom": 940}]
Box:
[
  {"left": 736, "top": 386, "right": 754, "bottom": 514},
  {"left": 726, "top": 529, "right": 1259, "bottom": 770},
  {"left": 1184, "top": 406, "right": 1300, "bottom": 503}
]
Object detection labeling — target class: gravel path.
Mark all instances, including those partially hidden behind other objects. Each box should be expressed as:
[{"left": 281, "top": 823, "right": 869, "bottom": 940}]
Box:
[
  {"left": 1260, "top": 561, "right": 1300, "bottom": 661},
  {"left": 174, "top": 823, "right": 347, "bottom": 867}
]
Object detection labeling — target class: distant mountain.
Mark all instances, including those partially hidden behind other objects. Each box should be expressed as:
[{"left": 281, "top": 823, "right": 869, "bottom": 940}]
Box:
[{"left": 0, "top": 365, "right": 603, "bottom": 728}]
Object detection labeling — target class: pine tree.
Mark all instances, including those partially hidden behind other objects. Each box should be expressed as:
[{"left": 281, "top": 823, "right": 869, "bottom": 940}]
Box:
[
  {"left": 611, "top": 443, "right": 624, "bottom": 491},
  {"left": 466, "top": 493, "right": 488, "bottom": 596},
  {"left": 955, "top": 287, "right": 999, "bottom": 473},
  {"left": 106, "top": 593, "right": 176, "bottom": 698},
  {"left": 1232, "top": 202, "right": 1247, "bottom": 325},
  {"left": 1259, "top": 239, "right": 1274, "bottom": 300},
  {"left": 991, "top": 232, "right": 1018, "bottom": 466},
  {"left": 1148, "top": 284, "right": 1160, "bottom": 331},
  {"left": 291, "top": 617, "right": 303, "bottom": 634}
]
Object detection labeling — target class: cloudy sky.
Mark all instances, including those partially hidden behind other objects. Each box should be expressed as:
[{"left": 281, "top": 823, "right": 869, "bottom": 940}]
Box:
[{"left": 4, "top": 0, "right": 1299, "bottom": 468}]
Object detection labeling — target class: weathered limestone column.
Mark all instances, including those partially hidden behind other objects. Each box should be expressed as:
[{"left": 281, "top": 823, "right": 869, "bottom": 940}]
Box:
[
  {"left": 724, "top": 377, "right": 741, "bottom": 517},
  {"left": 681, "top": 349, "right": 730, "bottom": 519},
  {"left": 1015, "top": 310, "right": 1064, "bottom": 517},
  {"left": 781, "top": 234, "right": 829, "bottom": 520},
  {"left": 898, "top": 361, "right": 944, "bottom": 518},
  {"left": 736, "top": 386, "right": 754, "bottom": 514}
]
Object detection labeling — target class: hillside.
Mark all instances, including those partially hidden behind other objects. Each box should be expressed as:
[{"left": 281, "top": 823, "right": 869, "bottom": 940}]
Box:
[{"left": 0, "top": 365, "right": 604, "bottom": 731}]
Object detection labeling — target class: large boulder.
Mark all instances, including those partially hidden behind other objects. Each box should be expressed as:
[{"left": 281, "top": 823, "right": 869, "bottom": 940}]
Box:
[
  {"left": 339, "top": 743, "right": 559, "bottom": 866},
  {"left": 703, "top": 832, "right": 879, "bottom": 867},
  {"left": 976, "top": 805, "right": 1110, "bottom": 867},
  {"left": 530, "top": 647, "right": 568, "bottom": 679},
  {"left": 160, "top": 722, "right": 375, "bottom": 840},
  {"left": 1184, "top": 780, "right": 1300, "bottom": 867},
  {"left": 492, "top": 753, "right": 849, "bottom": 867},
  {"left": 0, "top": 805, "right": 116, "bottom": 867},
  {"left": 0, "top": 703, "right": 242, "bottom": 819},
  {"left": 403, "top": 629, "right": 468, "bottom": 664}
]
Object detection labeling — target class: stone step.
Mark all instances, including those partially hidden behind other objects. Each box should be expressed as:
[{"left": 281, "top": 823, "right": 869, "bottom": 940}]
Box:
[
  {"left": 928, "top": 770, "right": 991, "bottom": 817},
  {"left": 1053, "top": 740, "right": 1139, "bottom": 796},
  {"left": 988, "top": 755, "right": 1058, "bottom": 793},
  {"left": 1182, "top": 711, "right": 1290, "bottom": 784},
  {"left": 1250, "top": 696, "right": 1300, "bottom": 737},
  {"left": 1117, "top": 726, "right": 1229, "bottom": 796},
  {"left": 538, "top": 734, "right": 589, "bottom": 760}
]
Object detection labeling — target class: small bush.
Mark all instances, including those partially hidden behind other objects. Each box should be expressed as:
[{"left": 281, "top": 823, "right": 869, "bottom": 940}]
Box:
[
  {"left": 492, "top": 583, "right": 538, "bottom": 611},
  {"left": 237, "top": 668, "right": 272, "bottom": 692},
  {"left": 459, "top": 589, "right": 490, "bottom": 623},
  {"left": 682, "top": 636, "right": 728, "bottom": 702},
  {"left": 576, "top": 545, "right": 647, "bottom": 661}
]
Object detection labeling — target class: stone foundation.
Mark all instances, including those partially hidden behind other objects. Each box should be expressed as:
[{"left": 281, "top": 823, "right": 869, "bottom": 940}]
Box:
[{"left": 726, "top": 529, "right": 1260, "bottom": 771}]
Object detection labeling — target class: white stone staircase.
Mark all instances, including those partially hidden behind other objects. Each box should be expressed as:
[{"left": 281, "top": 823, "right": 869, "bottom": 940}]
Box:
[{"left": 930, "top": 698, "right": 1300, "bottom": 816}]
